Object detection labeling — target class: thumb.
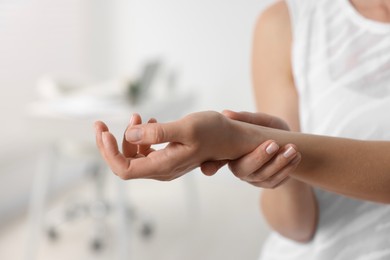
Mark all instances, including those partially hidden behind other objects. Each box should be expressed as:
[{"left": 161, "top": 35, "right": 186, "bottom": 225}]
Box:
[{"left": 125, "top": 121, "right": 184, "bottom": 145}]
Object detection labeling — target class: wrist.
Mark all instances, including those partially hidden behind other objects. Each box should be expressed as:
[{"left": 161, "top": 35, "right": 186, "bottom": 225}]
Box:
[{"left": 226, "top": 119, "right": 269, "bottom": 159}]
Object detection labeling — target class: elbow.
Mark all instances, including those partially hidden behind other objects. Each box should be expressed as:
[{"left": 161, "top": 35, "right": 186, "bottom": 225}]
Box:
[
  {"left": 291, "top": 231, "right": 316, "bottom": 244},
  {"left": 276, "top": 226, "right": 316, "bottom": 244},
  {"left": 262, "top": 209, "right": 318, "bottom": 244},
  {"left": 378, "top": 185, "right": 390, "bottom": 204},
  {"left": 352, "top": 186, "right": 390, "bottom": 204},
  {"left": 375, "top": 193, "right": 390, "bottom": 204}
]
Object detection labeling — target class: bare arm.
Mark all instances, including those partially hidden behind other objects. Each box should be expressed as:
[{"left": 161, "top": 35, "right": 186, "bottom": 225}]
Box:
[
  {"left": 249, "top": 126, "right": 390, "bottom": 203},
  {"left": 250, "top": 1, "right": 317, "bottom": 242},
  {"left": 95, "top": 110, "right": 390, "bottom": 203},
  {"left": 94, "top": 2, "right": 390, "bottom": 240}
]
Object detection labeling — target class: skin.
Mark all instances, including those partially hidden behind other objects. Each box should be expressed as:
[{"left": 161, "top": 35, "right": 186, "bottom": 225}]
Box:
[
  {"left": 226, "top": 0, "right": 390, "bottom": 242},
  {"left": 247, "top": 1, "right": 318, "bottom": 242},
  {"left": 94, "top": 0, "right": 390, "bottom": 244},
  {"left": 201, "top": 110, "right": 301, "bottom": 189},
  {"left": 96, "top": 110, "right": 300, "bottom": 183},
  {"left": 351, "top": 0, "right": 390, "bottom": 22},
  {"left": 95, "top": 111, "right": 284, "bottom": 181},
  {"left": 95, "top": 110, "right": 390, "bottom": 203}
]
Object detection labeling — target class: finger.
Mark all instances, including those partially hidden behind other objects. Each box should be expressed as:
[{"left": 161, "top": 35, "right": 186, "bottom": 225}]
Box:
[
  {"left": 250, "top": 175, "right": 291, "bottom": 189},
  {"left": 122, "top": 114, "right": 142, "bottom": 157},
  {"left": 228, "top": 140, "right": 280, "bottom": 179},
  {"left": 95, "top": 121, "right": 110, "bottom": 160},
  {"left": 250, "top": 153, "right": 301, "bottom": 188},
  {"left": 244, "top": 144, "right": 299, "bottom": 183},
  {"left": 102, "top": 131, "right": 131, "bottom": 176},
  {"left": 95, "top": 120, "right": 109, "bottom": 132},
  {"left": 115, "top": 144, "right": 192, "bottom": 180},
  {"left": 125, "top": 120, "right": 185, "bottom": 145},
  {"left": 100, "top": 124, "right": 189, "bottom": 180},
  {"left": 139, "top": 118, "right": 157, "bottom": 155},
  {"left": 200, "top": 160, "right": 228, "bottom": 176}
]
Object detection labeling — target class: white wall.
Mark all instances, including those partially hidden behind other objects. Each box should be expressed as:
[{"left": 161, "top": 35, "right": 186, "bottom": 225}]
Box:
[
  {"left": 0, "top": 0, "right": 115, "bottom": 223},
  {"left": 0, "top": 0, "right": 275, "bottom": 143},
  {"left": 0, "top": 0, "right": 95, "bottom": 142},
  {"left": 0, "top": 0, "right": 275, "bottom": 223},
  {"left": 127, "top": 0, "right": 274, "bottom": 112}
]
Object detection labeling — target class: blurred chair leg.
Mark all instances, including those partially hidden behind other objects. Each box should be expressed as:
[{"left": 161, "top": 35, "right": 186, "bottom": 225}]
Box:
[
  {"left": 24, "top": 145, "right": 58, "bottom": 260},
  {"left": 114, "top": 175, "right": 133, "bottom": 260},
  {"left": 184, "top": 173, "right": 200, "bottom": 222},
  {"left": 88, "top": 161, "right": 110, "bottom": 252}
]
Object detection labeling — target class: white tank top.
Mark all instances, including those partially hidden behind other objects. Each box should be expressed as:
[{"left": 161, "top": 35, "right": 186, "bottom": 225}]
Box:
[{"left": 260, "top": 0, "right": 390, "bottom": 259}]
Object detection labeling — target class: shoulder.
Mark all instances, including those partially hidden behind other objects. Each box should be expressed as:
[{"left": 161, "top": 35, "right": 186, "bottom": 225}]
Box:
[
  {"left": 253, "top": 1, "right": 292, "bottom": 59},
  {"left": 256, "top": 1, "right": 290, "bottom": 31},
  {"left": 254, "top": 1, "right": 291, "bottom": 44},
  {"left": 256, "top": 0, "right": 318, "bottom": 33},
  {"left": 253, "top": 0, "right": 318, "bottom": 54}
]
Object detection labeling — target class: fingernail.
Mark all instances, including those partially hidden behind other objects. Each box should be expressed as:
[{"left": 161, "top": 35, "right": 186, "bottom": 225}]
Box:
[
  {"left": 129, "top": 114, "right": 134, "bottom": 125},
  {"left": 94, "top": 123, "right": 99, "bottom": 134},
  {"left": 283, "top": 146, "right": 296, "bottom": 158},
  {"left": 126, "top": 128, "right": 142, "bottom": 142},
  {"left": 266, "top": 142, "right": 279, "bottom": 154}
]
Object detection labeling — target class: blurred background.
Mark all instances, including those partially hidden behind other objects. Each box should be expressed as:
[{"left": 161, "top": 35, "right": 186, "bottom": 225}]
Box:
[{"left": 0, "top": 0, "right": 274, "bottom": 259}]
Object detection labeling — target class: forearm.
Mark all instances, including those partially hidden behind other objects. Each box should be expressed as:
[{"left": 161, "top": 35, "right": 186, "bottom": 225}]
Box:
[
  {"left": 254, "top": 126, "right": 390, "bottom": 203},
  {"left": 261, "top": 179, "right": 318, "bottom": 242}
]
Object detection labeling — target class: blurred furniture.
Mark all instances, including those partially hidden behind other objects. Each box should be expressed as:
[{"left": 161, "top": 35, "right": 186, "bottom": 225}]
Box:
[{"left": 25, "top": 72, "right": 196, "bottom": 260}]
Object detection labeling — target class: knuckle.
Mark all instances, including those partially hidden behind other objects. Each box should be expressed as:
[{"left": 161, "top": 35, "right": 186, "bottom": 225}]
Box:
[
  {"left": 252, "top": 146, "right": 273, "bottom": 167},
  {"left": 268, "top": 173, "right": 289, "bottom": 188},
  {"left": 260, "top": 181, "right": 273, "bottom": 189},
  {"left": 268, "top": 178, "right": 280, "bottom": 188},
  {"left": 154, "top": 126, "right": 165, "bottom": 143},
  {"left": 256, "top": 176, "right": 268, "bottom": 183},
  {"left": 116, "top": 171, "right": 129, "bottom": 180},
  {"left": 265, "top": 179, "right": 282, "bottom": 189},
  {"left": 291, "top": 153, "right": 302, "bottom": 165},
  {"left": 117, "top": 168, "right": 132, "bottom": 180},
  {"left": 255, "top": 145, "right": 269, "bottom": 158},
  {"left": 252, "top": 171, "right": 271, "bottom": 182},
  {"left": 155, "top": 176, "right": 168, "bottom": 181},
  {"left": 228, "top": 163, "right": 241, "bottom": 177},
  {"left": 233, "top": 169, "right": 246, "bottom": 179},
  {"left": 157, "top": 174, "right": 176, "bottom": 182}
]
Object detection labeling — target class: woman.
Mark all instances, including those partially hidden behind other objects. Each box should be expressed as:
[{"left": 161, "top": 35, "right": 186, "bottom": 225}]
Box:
[
  {"left": 95, "top": 0, "right": 390, "bottom": 258},
  {"left": 231, "top": 0, "right": 390, "bottom": 258}
]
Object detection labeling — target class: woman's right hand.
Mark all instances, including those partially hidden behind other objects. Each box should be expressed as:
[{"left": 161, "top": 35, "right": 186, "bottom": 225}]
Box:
[{"left": 228, "top": 140, "right": 301, "bottom": 188}]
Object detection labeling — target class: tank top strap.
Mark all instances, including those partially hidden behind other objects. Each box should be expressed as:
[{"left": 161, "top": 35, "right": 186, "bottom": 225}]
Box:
[{"left": 284, "top": 0, "right": 314, "bottom": 38}]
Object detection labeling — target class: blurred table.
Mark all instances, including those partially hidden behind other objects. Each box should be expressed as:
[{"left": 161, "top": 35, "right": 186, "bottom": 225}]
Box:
[{"left": 25, "top": 92, "right": 196, "bottom": 260}]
